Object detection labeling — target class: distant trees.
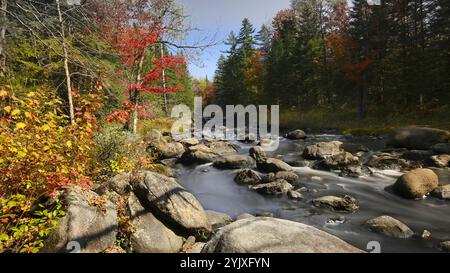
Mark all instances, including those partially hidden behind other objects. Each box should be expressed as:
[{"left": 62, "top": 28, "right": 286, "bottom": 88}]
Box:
[{"left": 213, "top": 0, "right": 450, "bottom": 120}]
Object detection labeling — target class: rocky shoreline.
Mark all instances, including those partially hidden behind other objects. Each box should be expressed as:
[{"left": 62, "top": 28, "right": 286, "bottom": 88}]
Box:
[{"left": 42, "top": 127, "right": 450, "bottom": 253}]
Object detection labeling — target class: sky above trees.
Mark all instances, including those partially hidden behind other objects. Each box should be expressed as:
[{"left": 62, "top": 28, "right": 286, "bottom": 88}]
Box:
[{"left": 179, "top": 0, "right": 290, "bottom": 79}]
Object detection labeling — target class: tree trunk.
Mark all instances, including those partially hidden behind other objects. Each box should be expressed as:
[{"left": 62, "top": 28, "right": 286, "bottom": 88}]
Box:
[
  {"left": 130, "top": 54, "right": 145, "bottom": 134},
  {"left": 56, "top": 0, "right": 75, "bottom": 125},
  {"left": 160, "top": 43, "right": 168, "bottom": 115},
  {"left": 0, "top": 0, "right": 7, "bottom": 73}
]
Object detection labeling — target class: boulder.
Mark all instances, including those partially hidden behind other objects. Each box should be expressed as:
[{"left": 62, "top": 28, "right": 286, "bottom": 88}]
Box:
[
  {"left": 364, "top": 216, "right": 414, "bottom": 239},
  {"left": 214, "top": 155, "right": 255, "bottom": 170},
  {"left": 312, "top": 195, "right": 359, "bottom": 212},
  {"left": 205, "top": 210, "right": 233, "bottom": 230},
  {"left": 387, "top": 127, "right": 449, "bottom": 150},
  {"left": 303, "top": 141, "right": 344, "bottom": 160},
  {"left": 257, "top": 158, "right": 293, "bottom": 173},
  {"left": 201, "top": 217, "right": 363, "bottom": 253},
  {"left": 392, "top": 169, "right": 439, "bottom": 199},
  {"left": 179, "top": 138, "right": 200, "bottom": 147},
  {"left": 314, "top": 152, "right": 359, "bottom": 171},
  {"left": 286, "top": 129, "right": 307, "bottom": 140},
  {"left": 96, "top": 172, "right": 131, "bottom": 196},
  {"left": 181, "top": 144, "right": 219, "bottom": 164},
  {"left": 249, "top": 146, "right": 267, "bottom": 161},
  {"left": 429, "top": 154, "right": 450, "bottom": 168},
  {"left": 42, "top": 187, "right": 117, "bottom": 253},
  {"left": 431, "top": 184, "right": 450, "bottom": 200},
  {"left": 264, "top": 171, "right": 299, "bottom": 185},
  {"left": 206, "top": 141, "right": 238, "bottom": 155},
  {"left": 252, "top": 180, "right": 293, "bottom": 196},
  {"left": 431, "top": 143, "right": 450, "bottom": 155},
  {"left": 131, "top": 172, "right": 212, "bottom": 236},
  {"left": 128, "top": 193, "right": 183, "bottom": 253},
  {"left": 342, "top": 143, "right": 370, "bottom": 154},
  {"left": 146, "top": 130, "right": 186, "bottom": 159},
  {"left": 234, "top": 169, "right": 262, "bottom": 185}
]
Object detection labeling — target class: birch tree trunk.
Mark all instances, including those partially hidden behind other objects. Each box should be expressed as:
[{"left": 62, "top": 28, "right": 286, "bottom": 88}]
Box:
[{"left": 56, "top": 0, "right": 75, "bottom": 125}]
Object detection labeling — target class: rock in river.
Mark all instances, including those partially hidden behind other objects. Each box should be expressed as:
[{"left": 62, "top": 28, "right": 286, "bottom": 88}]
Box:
[
  {"left": 201, "top": 217, "right": 363, "bottom": 253},
  {"left": 42, "top": 187, "right": 117, "bottom": 253},
  {"left": 392, "top": 168, "right": 439, "bottom": 199},
  {"left": 387, "top": 127, "right": 449, "bottom": 150},
  {"left": 303, "top": 141, "right": 344, "bottom": 160},
  {"left": 440, "top": 241, "right": 450, "bottom": 252},
  {"left": 249, "top": 146, "right": 267, "bottom": 161},
  {"left": 429, "top": 154, "right": 450, "bottom": 168},
  {"left": 286, "top": 129, "right": 307, "bottom": 140},
  {"left": 214, "top": 155, "right": 255, "bottom": 170},
  {"left": 312, "top": 195, "right": 359, "bottom": 212},
  {"left": 257, "top": 158, "right": 293, "bottom": 173},
  {"left": 132, "top": 171, "right": 212, "bottom": 237},
  {"left": 234, "top": 169, "right": 262, "bottom": 185},
  {"left": 263, "top": 171, "right": 299, "bottom": 185},
  {"left": 431, "top": 184, "right": 450, "bottom": 200},
  {"left": 364, "top": 216, "right": 414, "bottom": 239},
  {"left": 252, "top": 179, "right": 293, "bottom": 196},
  {"left": 128, "top": 193, "right": 183, "bottom": 253}
]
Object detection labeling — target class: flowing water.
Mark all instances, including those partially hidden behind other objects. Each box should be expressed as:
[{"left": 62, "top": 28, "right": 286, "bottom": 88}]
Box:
[{"left": 176, "top": 134, "right": 450, "bottom": 253}]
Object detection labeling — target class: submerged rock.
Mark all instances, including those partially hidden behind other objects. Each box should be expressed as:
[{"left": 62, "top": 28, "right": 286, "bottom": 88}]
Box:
[
  {"left": 201, "top": 217, "right": 363, "bottom": 253},
  {"left": 132, "top": 171, "right": 212, "bottom": 237},
  {"left": 364, "top": 216, "right": 414, "bottom": 239},
  {"left": 42, "top": 187, "right": 117, "bottom": 253},
  {"left": 303, "top": 141, "right": 344, "bottom": 160},
  {"left": 234, "top": 169, "right": 262, "bottom": 185},
  {"left": 312, "top": 195, "right": 359, "bottom": 212},
  {"left": 387, "top": 127, "right": 449, "bottom": 150},
  {"left": 214, "top": 155, "right": 255, "bottom": 170},
  {"left": 392, "top": 168, "right": 439, "bottom": 199},
  {"left": 128, "top": 193, "right": 183, "bottom": 253}
]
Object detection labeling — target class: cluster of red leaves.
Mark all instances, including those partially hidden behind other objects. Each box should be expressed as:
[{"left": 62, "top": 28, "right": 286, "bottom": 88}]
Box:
[{"left": 106, "top": 100, "right": 153, "bottom": 125}]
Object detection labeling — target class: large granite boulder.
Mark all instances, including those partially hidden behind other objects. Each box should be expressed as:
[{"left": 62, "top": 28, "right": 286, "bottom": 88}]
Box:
[
  {"left": 387, "top": 127, "right": 449, "bottom": 150},
  {"left": 392, "top": 168, "right": 439, "bottom": 199},
  {"left": 201, "top": 217, "right": 363, "bottom": 253}
]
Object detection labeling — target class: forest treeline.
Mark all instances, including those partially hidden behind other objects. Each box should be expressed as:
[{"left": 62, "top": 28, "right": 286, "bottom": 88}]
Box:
[{"left": 211, "top": 0, "right": 450, "bottom": 126}]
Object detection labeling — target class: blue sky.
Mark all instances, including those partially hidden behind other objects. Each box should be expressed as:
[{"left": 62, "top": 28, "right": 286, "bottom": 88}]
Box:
[{"left": 178, "top": 0, "right": 291, "bottom": 79}]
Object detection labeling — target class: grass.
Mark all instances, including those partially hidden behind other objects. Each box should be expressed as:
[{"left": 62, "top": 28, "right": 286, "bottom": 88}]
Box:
[{"left": 279, "top": 108, "right": 450, "bottom": 135}]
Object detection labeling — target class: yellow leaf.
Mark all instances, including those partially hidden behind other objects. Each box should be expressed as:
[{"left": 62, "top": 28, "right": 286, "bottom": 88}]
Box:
[
  {"left": 15, "top": 122, "right": 26, "bottom": 130},
  {"left": 66, "top": 141, "right": 72, "bottom": 148},
  {"left": 11, "top": 109, "right": 21, "bottom": 116},
  {"left": 25, "top": 112, "right": 32, "bottom": 118},
  {"left": 27, "top": 92, "right": 35, "bottom": 97},
  {"left": 0, "top": 90, "right": 7, "bottom": 97},
  {"left": 4, "top": 106, "right": 11, "bottom": 113},
  {"left": 41, "top": 124, "right": 50, "bottom": 131}
]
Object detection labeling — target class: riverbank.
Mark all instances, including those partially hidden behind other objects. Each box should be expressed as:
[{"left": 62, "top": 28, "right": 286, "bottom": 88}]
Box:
[{"left": 279, "top": 109, "right": 450, "bottom": 134}]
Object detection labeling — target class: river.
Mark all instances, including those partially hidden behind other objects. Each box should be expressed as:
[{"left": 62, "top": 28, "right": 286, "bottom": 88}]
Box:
[{"left": 175, "top": 133, "right": 450, "bottom": 253}]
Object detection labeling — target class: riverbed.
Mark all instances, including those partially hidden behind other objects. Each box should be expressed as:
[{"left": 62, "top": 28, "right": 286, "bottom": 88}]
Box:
[{"left": 176, "top": 134, "right": 450, "bottom": 253}]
